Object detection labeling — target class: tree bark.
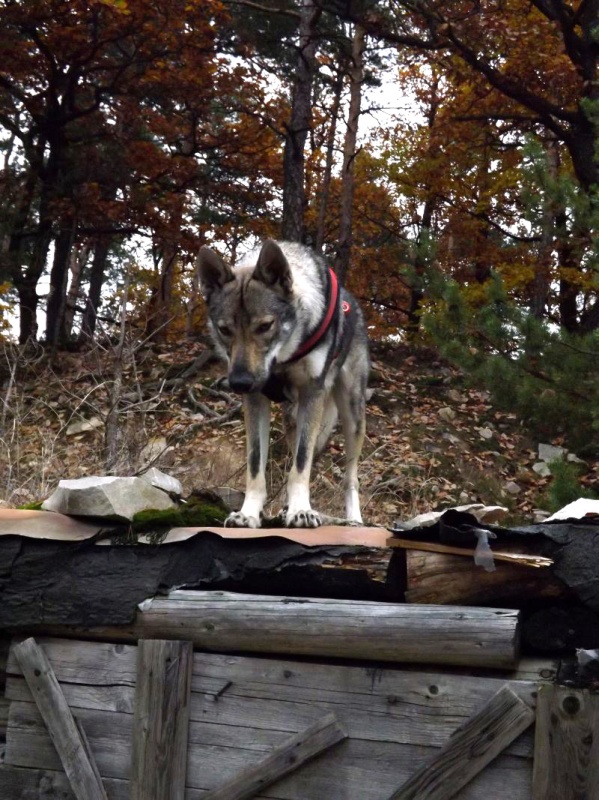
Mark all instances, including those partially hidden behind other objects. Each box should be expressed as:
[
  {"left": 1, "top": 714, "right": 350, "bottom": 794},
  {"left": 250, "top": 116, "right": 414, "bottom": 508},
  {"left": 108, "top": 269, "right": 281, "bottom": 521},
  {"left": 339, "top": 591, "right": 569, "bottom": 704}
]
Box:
[
  {"left": 79, "top": 237, "right": 111, "bottom": 343},
  {"left": 315, "top": 69, "right": 343, "bottom": 253},
  {"left": 334, "top": 24, "right": 365, "bottom": 285},
  {"left": 531, "top": 137, "right": 560, "bottom": 319},
  {"left": 145, "top": 240, "right": 178, "bottom": 344},
  {"left": 46, "top": 217, "right": 77, "bottom": 348},
  {"left": 63, "top": 243, "right": 91, "bottom": 340},
  {"left": 281, "top": 0, "right": 321, "bottom": 242}
]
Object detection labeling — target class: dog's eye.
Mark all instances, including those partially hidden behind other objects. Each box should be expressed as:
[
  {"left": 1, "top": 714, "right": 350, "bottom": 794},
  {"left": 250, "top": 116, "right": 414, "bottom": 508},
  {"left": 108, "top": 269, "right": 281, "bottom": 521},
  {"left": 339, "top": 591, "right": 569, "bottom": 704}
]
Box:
[
  {"left": 217, "top": 324, "right": 232, "bottom": 337},
  {"left": 255, "top": 320, "right": 274, "bottom": 335}
]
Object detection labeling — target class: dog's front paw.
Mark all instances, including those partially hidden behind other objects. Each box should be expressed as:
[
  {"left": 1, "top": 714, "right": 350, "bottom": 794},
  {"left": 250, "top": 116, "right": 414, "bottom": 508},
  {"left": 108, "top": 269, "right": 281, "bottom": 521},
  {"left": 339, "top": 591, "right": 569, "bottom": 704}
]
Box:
[
  {"left": 285, "top": 509, "right": 322, "bottom": 528},
  {"left": 225, "top": 512, "right": 261, "bottom": 528}
]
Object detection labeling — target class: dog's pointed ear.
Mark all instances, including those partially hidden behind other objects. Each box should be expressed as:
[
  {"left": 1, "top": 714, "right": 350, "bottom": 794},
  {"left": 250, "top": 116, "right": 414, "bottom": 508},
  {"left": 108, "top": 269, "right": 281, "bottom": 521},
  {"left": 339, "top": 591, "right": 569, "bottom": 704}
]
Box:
[
  {"left": 197, "top": 246, "right": 235, "bottom": 300},
  {"left": 253, "top": 239, "right": 293, "bottom": 294}
]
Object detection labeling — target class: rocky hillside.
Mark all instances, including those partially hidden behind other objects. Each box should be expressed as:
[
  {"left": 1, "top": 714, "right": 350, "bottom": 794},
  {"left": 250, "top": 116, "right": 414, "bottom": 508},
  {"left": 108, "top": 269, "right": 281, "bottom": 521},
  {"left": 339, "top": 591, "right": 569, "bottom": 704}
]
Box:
[{"left": 0, "top": 339, "right": 596, "bottom": 525}]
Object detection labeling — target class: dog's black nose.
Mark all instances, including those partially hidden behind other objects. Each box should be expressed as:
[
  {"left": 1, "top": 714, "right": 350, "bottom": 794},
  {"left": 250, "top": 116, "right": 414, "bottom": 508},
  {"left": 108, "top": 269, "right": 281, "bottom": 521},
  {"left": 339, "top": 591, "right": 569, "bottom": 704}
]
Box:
[{"left": 228, "top": 370, "right": 255, "bottom": 393}]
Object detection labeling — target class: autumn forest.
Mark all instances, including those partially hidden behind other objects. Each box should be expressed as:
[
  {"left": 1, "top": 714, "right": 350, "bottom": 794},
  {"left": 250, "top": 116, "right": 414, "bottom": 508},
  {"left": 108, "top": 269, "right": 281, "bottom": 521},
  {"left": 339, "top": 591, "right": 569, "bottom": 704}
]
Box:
[{"left": 0, "top": 0, "right": 598, "bottom": 460}]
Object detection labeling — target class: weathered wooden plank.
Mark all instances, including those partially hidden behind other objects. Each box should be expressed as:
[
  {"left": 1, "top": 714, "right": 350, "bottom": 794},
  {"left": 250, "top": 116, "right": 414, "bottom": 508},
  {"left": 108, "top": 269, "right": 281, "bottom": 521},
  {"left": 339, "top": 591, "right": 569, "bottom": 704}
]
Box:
[
  {"left": 8, "top": 635, "right": 556, "bottom": 686},
  {"left": 0, "top": 695, "right": 9, "bottom": 737},
  {"left": 532, "top": 685, "right": 599, "bottom": 800},
  {"left": 7, "top": 637, "right": 137, "bottom": 686},
  {"left": 126, "top": 591, "right": 521, "bottom": 669},
  {"left": 202, "top": 713, "right": 346, "bottom": 800},
  {"left": 3, "top": 702, "right": 532, "bottom": 799},
  {"left": 12, "top": 638, "right": 108, "bottom": 800},
  {"left": 0, "top": 765, "right": 130, "bottom": 800},
  {"left": 131, "top": 639, "right": 193, "bottom": 800},
  {"left": 5, "top": 639, "right": 536, "bottom": 756},
  {"left": 5, "top": 701, "right": 132, "bottom": 778},
  {"left": 389, "top": 685, "right": 535, "bottom": 800}
]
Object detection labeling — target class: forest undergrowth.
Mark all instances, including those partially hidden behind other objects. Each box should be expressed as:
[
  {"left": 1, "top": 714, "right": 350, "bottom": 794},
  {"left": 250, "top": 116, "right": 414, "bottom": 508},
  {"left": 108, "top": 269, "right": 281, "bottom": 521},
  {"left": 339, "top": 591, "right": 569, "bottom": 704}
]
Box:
[{"left": 0, "top": 338, "right": 596, "bottom": 526}]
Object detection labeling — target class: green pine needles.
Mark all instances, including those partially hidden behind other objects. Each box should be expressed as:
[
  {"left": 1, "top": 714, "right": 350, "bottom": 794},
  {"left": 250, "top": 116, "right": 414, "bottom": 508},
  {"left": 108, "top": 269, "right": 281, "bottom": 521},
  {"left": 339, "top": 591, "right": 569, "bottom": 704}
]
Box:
[{"left": 424, "top": 275, "right": 599, "bottom": 457}]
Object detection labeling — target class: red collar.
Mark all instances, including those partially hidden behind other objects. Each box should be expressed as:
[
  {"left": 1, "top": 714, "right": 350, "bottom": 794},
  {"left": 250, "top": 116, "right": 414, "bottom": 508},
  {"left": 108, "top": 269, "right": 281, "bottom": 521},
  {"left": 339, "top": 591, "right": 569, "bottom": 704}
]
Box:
[{"left": 282, "top": 268, "right": 340, "bottom": 365}]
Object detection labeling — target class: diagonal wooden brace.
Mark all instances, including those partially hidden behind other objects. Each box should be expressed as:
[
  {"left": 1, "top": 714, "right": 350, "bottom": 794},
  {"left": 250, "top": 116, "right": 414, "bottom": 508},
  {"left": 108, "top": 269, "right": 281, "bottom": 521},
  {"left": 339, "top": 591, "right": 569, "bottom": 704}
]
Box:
[
  {"left": 202, "top": 712, "right": 347, "bottom": 800},
  {"left": 13, "top": 637, "right": 108, "bottom": 800},
  {"left": 388, "top": 684, "right": 535, "bottom": 800}
]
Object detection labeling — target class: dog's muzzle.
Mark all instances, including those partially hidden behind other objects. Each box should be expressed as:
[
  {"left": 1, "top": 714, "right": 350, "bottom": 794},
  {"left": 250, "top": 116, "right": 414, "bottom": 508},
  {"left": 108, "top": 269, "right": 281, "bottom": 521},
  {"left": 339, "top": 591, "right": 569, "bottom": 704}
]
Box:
[{"left": 228, "top": 369, "right": 257, "bottom": 393}]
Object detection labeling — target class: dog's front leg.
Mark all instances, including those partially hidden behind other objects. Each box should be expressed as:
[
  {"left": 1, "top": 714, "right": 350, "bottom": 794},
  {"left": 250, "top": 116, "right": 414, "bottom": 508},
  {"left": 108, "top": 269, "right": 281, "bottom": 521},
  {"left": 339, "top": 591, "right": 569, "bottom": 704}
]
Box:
[
  {"left": 226, "top": 392, "right": 270, "bottom": 528},
  {"left": 285, "top": 387, "right": 325, "bottom": 528}
]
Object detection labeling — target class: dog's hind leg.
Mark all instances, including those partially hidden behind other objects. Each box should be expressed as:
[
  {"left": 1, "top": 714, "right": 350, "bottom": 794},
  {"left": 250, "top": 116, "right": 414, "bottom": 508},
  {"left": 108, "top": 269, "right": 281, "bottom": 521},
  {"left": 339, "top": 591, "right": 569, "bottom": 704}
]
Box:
[
  {"left": 226, "top": 392, "right": 270, "bottom": 528},
  {"left": 285, "top": 387, "right": 325, "bottom": 528},
  {"left": 334, "top": 379, "right": 366, "bottom": 523}
]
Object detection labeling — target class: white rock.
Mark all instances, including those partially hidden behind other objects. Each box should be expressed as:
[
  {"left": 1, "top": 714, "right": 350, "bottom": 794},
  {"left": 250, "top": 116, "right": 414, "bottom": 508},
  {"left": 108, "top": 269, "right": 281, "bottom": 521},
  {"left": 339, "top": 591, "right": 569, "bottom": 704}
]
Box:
[
  {"left": 532, "top": 462, "right": 552, "bottom": 477},
  {"left": 503, "top": 481, "right": 522, "bottom": 495},
  {"left": 447, "top": 389, "right": 466, "bottom": 403},
  {"left": 42, "top": 476, "right": 175, "bottom": 520},
  {"left": 533, "top": 508, "right": 551, "bottom": 523},
  {"left": 66, "top": 417, "right": 103, "bottom": 436},
  {"left": 478, "top": 427, "right": 494, "bottom": 440},
  {"left": 538, "top": 443, "right": 567, "bottom": 463},
  {"left": 438, "top": 406, "right": 456, "bottom": 422},
  {"left": 140, "top": 468, "right": 183, "bottom": 497}
]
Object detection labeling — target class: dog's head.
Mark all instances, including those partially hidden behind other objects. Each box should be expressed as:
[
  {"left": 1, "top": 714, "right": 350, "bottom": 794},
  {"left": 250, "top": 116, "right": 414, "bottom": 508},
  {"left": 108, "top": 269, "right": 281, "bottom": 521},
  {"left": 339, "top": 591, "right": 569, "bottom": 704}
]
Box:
[{"left": 197, "top": 239, "right": 297, "bottom": 393}]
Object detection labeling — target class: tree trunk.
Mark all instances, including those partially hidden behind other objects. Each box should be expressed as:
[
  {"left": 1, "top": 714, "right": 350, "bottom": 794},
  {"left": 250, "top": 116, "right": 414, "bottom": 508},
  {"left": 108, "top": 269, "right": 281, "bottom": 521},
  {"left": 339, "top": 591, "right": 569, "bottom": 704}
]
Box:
[
  {"left": 79, "top": 237, "right": 111, "bottom": 343},
  {"left": 16, "top": 279, "right": 41, "bottom": 344},
  {"left": 334, "top": 24, "right": 365, "bottom": 285},
  {"left": 406, "top": 195, "right": 435, "bottom": 335},
  {"left": 63, "top": 243, "right": 90, "bottom": 340},
  {"left": 406, "top": 74, "right": 440, "bottom": 335},
  {"left": 46, "top": 217, "right": 77, "bottom": 348},
  {"left": 145, "top": 242, "right": 178, "bottom": 344},
  {"left": 315, "top": 70, "right": 343, "bottom": 253},
  {"left": 531, "top": 137, "right": 560, "bottom": 319},
  {"left": 555, "top": 208, "right": 583, "bottom": 333},
  {"left": 281, "top": 0, "right": 321, "bottom": 242}
]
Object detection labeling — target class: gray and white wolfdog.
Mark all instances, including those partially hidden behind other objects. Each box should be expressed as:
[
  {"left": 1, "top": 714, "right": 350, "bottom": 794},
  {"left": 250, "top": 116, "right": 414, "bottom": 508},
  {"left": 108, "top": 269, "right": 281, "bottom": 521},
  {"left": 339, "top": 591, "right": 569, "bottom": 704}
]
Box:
[{"left": 197, "top": 239, "right": 369, "bottom": 528}]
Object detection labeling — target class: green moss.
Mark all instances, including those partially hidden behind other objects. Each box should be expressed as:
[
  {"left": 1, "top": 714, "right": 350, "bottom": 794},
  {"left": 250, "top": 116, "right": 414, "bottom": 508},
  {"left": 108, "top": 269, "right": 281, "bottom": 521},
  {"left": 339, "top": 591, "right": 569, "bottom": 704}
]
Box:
[
  {"left": 130, "top": 496, "right": 227, "bottom": 543},
  {"left": 18, "top": 500, "right": 44, "bottom": 510}
]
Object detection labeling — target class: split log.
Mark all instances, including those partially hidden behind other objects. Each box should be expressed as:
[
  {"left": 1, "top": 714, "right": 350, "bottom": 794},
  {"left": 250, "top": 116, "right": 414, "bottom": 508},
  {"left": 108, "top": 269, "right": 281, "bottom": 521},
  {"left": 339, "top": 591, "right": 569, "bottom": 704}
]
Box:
[
  {"left": 405, "top": 550, "right": 569, "bottom": 606},
  {"left": 88, "top": 591, "right": 521, "bottom": 669}
]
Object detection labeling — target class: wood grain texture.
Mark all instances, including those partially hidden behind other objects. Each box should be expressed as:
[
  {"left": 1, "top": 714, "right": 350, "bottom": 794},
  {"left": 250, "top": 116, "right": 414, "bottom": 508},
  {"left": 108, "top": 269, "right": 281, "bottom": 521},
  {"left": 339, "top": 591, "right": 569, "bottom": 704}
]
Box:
[
  {"left": 533, "top": 685, "right": 599, "bottom": 800},
  {"left": 202, "top": 713, "right": 346, "bottom": 800},
  {"left": 3, "top": 637, "right": 536, "bottom": 800},
  {"left": 405, "top": 550, "right": 566, "bottom": 606},
  {"left": 389, "top": 685, "right": 535, "bottom": 800},
  {"left": 5, "top": 637, "right": 537, "bottom": 756},
  {"left": 129, "top": 590, "right": 521, "bottom": 669},
  {"left": 131, "top": 639, "right": 193, "bottom": 800},
  {"left": 12, "top": 637, "right": 108, "bottom": 800}
]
